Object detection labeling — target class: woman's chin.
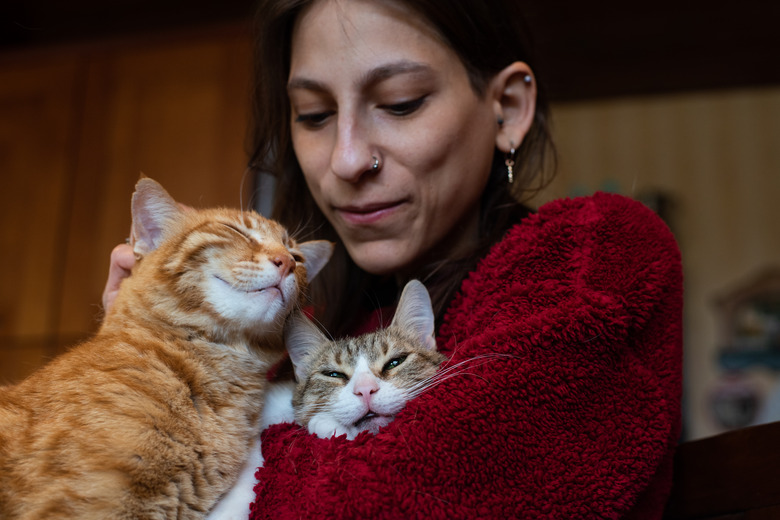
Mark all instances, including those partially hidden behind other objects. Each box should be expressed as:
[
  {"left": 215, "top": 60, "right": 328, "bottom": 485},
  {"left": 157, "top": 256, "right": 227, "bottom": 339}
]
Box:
[{"left": 346, "top": 244, "right": 411, "bottom": 276}]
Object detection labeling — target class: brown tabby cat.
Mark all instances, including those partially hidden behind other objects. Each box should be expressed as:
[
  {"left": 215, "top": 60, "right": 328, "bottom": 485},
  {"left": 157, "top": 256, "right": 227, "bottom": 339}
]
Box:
[
  {"left": 0, "top": 178, "right": 332, "bottom": 520},
  {"left": 285, "top": 279, "right": 447, "bottom": 440},
  {"left": 209, "top": 281, "right": 448, "bottom": 515}
]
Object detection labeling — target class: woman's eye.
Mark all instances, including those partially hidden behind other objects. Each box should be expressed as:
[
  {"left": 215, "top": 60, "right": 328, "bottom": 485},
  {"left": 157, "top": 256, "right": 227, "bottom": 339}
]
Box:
[
  {"left": 382, "top": 96, "right": 427, "bottom": 117},
  {"left": 383, "top": 356, "right": 407, "bottom": 372},
  {"left": 295, "top": 111, "right": 333, "bottom": 128}
]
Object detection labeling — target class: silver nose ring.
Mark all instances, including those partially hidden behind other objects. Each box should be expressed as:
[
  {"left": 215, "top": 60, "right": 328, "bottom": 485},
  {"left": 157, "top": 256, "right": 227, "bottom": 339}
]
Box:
[{"left": 372, "top": 155, "right": 380, "bottom": 170}]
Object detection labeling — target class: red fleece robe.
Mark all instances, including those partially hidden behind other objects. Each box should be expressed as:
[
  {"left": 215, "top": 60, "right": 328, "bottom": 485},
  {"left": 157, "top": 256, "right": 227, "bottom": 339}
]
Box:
[{"left": 251, "top": 193, "right": 683, "bottom": 519}]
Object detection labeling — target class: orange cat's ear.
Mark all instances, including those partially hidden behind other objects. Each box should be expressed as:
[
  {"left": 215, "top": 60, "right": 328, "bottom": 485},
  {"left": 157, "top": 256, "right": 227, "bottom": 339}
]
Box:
[
  {"left": 131, "top": 178, "right": 183, "bottom": 258},
  {"left": 298, "top": 240, "right": 334, "bottom": 282},
  {"left": 285, "top": 311, "right": 330, "bottom": 382},
  {"left": 391, "top": 280, "right": 437, "bottom": 351}
]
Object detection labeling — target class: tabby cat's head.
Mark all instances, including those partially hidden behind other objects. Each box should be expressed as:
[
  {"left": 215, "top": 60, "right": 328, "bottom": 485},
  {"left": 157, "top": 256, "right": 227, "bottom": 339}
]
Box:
[
  {"left": 286, "top": 280, "right": 446, "bottom": 439},
  {"left": 119, "top": 178, "right": 332, "bottom": 342}
]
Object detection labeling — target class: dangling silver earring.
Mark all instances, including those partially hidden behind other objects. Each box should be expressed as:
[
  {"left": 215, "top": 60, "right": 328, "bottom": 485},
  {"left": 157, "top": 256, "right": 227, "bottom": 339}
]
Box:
[{"left": 505, "top": 146, "right": 516, "bottom": 184}]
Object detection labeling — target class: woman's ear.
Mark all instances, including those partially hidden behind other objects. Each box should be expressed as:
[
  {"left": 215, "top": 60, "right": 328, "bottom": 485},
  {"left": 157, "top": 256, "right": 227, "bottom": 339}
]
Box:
[{"left": 490, "top": 61, "right": 537, "bottom": 153}]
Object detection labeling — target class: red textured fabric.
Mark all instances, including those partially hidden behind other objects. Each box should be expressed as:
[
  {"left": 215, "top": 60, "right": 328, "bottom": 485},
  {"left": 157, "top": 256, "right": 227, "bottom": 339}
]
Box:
[{"left": 250, "top": 193, "right": 683, "bottom": 519}]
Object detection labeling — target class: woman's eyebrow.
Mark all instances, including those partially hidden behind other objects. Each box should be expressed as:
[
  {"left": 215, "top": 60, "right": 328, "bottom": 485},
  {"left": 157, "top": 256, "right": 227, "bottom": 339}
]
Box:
[
  {"left": 359, "top": 60, "right": 433, "bottom": 87},
  {"left": 287, "top": 77, "right": 327, "bottom": 93},
  {"left": 287, "top": 60, "right": 433, "bottom": 93}
]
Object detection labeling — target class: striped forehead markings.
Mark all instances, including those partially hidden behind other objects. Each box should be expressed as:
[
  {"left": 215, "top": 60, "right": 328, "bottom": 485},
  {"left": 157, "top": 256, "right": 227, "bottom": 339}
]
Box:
[
  {"left": 331, "top": 334, "right": 395, "bottom": 369},
  {"left": 197, "top": 215, "right": 291, "bottom": 252}
]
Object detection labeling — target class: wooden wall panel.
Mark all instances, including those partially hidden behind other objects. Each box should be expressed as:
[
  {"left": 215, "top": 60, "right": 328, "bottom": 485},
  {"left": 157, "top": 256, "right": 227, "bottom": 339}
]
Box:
[
  {"left": 0, "top": 58, "right": 83, "bottom": 382},
  {"left": 57, "top": 33, "right": 253, "bottom": 339},
  {"left": 0, "top": 27, "right": 254, "bottom": 384}
]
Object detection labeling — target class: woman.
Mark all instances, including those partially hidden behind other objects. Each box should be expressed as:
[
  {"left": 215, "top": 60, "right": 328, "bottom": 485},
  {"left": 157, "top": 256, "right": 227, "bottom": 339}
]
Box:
[
  {"left": 105, "top": 0, "right": 683, "bottom": 517},
  {"left": 253, "top": 0, "right": 553, "bottom": 336}
]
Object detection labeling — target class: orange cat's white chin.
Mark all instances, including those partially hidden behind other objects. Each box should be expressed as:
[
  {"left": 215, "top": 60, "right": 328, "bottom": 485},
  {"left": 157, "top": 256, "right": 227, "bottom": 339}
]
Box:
[
  {"left": 207, "top": 276, "right": 297, "bottom": 327},
  {"left": 213, "top": 276, "right": 285, "bottom": 297}
]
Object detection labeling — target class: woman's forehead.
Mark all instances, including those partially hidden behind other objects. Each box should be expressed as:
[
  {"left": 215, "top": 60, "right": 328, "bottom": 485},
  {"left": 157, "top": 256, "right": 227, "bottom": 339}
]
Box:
[{"left": 288, "top": 0, "right": 454, "bottom": 86}]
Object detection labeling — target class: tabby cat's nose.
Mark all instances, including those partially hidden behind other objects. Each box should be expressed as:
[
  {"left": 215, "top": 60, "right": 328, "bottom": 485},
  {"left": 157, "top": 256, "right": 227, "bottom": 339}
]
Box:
[{"left": 353, "top": 373, "right": 379, "bottom": 403}]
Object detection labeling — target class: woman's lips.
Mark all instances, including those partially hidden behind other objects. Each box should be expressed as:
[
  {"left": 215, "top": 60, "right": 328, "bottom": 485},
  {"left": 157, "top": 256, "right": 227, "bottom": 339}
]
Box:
[{"left": 335, "top": 201, "right": 405, "bottom": 226}]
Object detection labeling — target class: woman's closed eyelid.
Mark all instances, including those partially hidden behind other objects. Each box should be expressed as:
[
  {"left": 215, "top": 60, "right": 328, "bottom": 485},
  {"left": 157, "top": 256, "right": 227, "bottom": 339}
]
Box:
[
  {"left": 380, "top": 95, "right": 428, "bottom": 116},
  {"left": 289, "top": 90, "right": 335, "bottom": 127},
  {"left": 293, "top": 109, "right": 334, "bottom": 128},
  {"left": 291, "top": 92, "right": 429, "bottom": 128}
]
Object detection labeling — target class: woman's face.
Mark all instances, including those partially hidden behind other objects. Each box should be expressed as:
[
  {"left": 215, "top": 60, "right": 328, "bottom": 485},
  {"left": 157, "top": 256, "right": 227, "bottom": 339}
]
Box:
[{"left": 288, "top": 0, "right": 499, "bottom": 276}]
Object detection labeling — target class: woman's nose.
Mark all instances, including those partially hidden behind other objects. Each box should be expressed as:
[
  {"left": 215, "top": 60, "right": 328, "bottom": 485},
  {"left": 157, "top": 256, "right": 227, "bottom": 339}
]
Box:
[{"left": 329, "top": 114, "right": 375, "bottom": 183}]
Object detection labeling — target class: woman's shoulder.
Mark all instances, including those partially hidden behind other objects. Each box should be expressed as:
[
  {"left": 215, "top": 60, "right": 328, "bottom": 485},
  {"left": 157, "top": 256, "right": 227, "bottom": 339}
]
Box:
[
  {"left": 529, "top": 191, "right": 672, "bottom": 239},
  {"left": 498, "top": 192, "right": 680, "bottom": 268},
  {"left": 449, "top": 192, "right": 682, "bottom": 332},
  {"left": 439, "top": 192, "right": 682, "bottom": 354}
]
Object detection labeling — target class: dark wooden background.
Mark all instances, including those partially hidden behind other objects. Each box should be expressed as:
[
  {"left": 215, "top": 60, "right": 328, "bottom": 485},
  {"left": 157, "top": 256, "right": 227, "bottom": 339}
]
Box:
[{"left": 4, "top": 0, "right": 780, "bottom": 100}]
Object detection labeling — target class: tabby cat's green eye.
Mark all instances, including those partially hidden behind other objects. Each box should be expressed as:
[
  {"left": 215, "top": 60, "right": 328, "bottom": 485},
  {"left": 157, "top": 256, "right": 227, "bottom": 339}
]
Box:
[
  {"left": 323, "top": 371, "right": 347, "bottom": 379},
  {"left": 383, "top": 356, "right": 407, "bottom": 372}
]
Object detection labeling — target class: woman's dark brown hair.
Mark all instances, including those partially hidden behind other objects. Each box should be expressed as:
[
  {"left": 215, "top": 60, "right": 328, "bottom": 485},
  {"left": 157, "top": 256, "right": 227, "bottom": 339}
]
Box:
[{"left": 250, "top": 0, "right": 556, "bottom": 335}]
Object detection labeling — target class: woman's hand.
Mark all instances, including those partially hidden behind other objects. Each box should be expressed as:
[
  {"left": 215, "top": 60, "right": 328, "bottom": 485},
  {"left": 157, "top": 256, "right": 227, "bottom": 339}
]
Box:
[
  {"left": 101, "top": 202, "right": 191, "bottom": 314},
  {"left": 102, "top": 243, "right": 135, "bottom": 314}
]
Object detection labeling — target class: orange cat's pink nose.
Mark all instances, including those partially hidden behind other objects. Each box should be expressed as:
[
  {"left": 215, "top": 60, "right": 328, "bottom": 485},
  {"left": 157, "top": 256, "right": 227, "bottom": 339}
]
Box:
[{"left": 271, "top": 254, "right": 295, "bottom": 277}]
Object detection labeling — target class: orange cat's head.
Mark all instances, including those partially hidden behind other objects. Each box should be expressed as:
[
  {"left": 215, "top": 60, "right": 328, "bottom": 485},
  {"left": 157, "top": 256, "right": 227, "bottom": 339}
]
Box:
[{"left": 112, "top": 178, "right": 333, "bottom": 344}]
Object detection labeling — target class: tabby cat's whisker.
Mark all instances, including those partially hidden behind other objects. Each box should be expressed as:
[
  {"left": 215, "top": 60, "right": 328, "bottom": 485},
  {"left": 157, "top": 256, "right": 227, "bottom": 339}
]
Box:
[{"left": 404, "top": 353, "right": 518, "bottom": 399}]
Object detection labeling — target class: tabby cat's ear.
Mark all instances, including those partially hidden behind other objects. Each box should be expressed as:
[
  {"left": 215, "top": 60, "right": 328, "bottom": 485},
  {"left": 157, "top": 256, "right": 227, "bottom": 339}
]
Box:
[
  {"left": 131, "top": 178, "right": 183, "bottom": 257},
  {"left": 391, "top": 280, "right": 436, "bottom": 351},
  {"left": 285, "top": 311, "right": 329, "bottom": 382},
  {"left": 297, "top": 240, "right": 334, "bottom": 282}
]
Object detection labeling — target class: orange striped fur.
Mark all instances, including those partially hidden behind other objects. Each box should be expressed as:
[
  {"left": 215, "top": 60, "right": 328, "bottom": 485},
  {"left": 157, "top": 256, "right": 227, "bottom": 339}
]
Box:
[{"left": 0, "top": 178, "right": 332, "bottom": 519}]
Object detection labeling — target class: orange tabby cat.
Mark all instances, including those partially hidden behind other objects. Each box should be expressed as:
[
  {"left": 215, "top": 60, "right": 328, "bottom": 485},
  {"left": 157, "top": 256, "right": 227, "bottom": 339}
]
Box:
[{"left": 0, "top": 178, "right": 332, "bottom": 519}]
